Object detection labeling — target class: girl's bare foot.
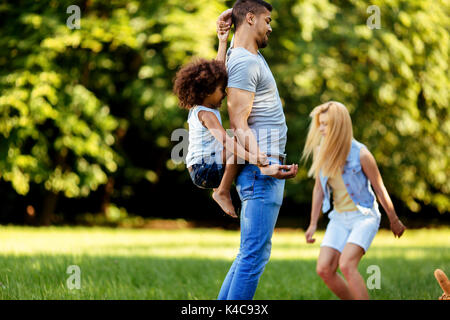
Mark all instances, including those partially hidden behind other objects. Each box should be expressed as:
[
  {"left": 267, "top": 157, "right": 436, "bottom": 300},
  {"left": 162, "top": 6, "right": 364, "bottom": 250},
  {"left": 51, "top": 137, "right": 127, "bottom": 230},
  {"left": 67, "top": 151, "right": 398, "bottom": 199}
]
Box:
[{"left": 212, "top": 190, "right": 237, "bottom": 218}]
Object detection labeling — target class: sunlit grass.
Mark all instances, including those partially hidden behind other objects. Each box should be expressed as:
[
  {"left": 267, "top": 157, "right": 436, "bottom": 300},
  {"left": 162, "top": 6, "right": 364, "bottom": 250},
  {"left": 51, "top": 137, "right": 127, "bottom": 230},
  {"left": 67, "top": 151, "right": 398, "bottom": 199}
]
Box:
[{"left": 0, "top": 226, "right": 448, "bottom": 299}]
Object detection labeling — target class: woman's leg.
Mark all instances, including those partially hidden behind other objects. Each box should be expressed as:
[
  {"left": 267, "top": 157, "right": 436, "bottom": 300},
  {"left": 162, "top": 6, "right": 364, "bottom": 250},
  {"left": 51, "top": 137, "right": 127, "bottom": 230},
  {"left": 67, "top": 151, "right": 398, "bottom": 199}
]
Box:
[
  {"left": 339, "top": 243, "right": 368, "bottom": 300},
  {"left": 317, "top": 246, "right": 354, "bottom": 300},
  {"left": 212, "top": 149, "right": 240, "bottom": 218}
]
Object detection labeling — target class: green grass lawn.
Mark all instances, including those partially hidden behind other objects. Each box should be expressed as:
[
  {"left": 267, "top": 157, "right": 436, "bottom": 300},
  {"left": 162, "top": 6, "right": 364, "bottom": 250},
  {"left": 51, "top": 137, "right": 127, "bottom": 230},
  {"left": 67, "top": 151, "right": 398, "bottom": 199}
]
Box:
[{"left": 0, "top": 226, "right": 449, "bottom": 300}]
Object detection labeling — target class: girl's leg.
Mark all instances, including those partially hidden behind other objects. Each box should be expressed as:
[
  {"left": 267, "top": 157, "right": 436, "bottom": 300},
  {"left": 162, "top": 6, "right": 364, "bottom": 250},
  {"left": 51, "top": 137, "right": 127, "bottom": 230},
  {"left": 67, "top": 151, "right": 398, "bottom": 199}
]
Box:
[
  {"left": 339, "top": 243, "right": 368, "bottom": 300},
  {"left": 316, "top": 246, "right": 354, "bottom": 300},
  {"left": 212, "top": 150, "right": 240, "bottom": 218}
]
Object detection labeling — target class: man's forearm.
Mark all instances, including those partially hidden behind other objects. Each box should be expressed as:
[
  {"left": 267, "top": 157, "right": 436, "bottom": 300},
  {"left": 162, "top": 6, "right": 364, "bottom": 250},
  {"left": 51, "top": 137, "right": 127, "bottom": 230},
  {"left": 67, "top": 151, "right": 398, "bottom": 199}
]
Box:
[
  {"left": 224, "top": 134, "right": 259, "bottom": 164},
  {"left": 227, "top": 87, "right": 264, "bottom": 160},
  {"left": 232, "top": 124, "right": 264, "bottom": 159}
]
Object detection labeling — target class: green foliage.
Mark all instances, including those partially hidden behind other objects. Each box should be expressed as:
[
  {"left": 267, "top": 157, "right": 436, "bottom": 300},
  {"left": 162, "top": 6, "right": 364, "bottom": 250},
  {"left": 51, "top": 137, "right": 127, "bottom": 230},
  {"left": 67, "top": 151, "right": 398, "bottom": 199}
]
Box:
[
  {"left": 0, "top": 0, "right": 122, "bottom": 198},
  {"left": 265, "top": 0, "right": 449, "bottom": 213},
  {"left": 0, "top": 0, "right": 448, "bottom": 219}
]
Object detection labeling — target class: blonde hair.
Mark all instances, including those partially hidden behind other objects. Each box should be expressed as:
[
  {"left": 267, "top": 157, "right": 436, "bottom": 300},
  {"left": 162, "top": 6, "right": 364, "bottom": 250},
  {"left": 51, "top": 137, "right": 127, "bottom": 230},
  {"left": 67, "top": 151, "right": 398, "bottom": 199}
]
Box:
[{"left": 302, "top": 101, "right": 353, "bottom": 178}]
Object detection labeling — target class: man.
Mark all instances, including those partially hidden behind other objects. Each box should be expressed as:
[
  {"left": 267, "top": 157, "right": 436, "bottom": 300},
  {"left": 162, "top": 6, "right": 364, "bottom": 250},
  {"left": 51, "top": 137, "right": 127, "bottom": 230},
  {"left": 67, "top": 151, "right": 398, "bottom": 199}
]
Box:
[{"left": 216, "top": 0, "right": 298, "bottom": 300}]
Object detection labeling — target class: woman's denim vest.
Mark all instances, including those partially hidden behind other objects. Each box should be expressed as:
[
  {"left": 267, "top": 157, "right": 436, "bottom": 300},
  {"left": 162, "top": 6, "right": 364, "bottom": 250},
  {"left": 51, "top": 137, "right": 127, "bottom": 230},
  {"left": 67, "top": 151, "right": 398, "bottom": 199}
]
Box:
[{"left": 319, "top": 139, "right": 378, "bottom": 215}]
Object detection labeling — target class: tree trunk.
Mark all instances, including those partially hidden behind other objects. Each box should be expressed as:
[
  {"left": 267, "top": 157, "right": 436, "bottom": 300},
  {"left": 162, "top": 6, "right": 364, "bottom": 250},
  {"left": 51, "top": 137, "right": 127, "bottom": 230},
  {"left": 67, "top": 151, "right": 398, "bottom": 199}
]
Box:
[
  {"left": 99, "top": 126, "right": 126, "bottom": 215},
  {"left": 40, "top": 191, "right": 58, "bottom": 226},
  {"left": 100, "top": 177, "right": 115, "bottom": 214}
]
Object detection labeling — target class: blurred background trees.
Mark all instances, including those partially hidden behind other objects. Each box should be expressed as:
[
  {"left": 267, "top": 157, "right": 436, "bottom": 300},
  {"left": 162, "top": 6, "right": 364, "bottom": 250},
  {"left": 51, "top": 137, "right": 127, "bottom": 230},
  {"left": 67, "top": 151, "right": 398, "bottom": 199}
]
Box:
[{"left": 0, "top": 0, "right": 448, "bottom": 226}]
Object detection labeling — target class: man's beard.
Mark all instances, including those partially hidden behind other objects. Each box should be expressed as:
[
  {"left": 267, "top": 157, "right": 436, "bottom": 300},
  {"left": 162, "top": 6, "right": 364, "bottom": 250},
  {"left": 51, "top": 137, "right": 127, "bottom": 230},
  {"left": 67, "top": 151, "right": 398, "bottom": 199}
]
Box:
[
  {"left": 257, "top": 34, "right": 269, "bottom": 48},
  {"left": 258, "top": 40, "right": 268, "bottom": 48}
]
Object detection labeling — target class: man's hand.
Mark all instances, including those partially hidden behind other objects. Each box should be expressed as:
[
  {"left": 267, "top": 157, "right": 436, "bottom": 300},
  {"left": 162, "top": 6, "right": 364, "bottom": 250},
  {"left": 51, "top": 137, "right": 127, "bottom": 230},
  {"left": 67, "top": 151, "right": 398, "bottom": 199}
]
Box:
[
  {"left": 248, "top": 152, "right": 268, "bottom": 167},
  {"left": 259, "top": 163, "right": 298, "bottom": 179},
  {"left": 258, "top": 164, "right": 280, "bottom": 176},
  {"left": 256, "top": 153, "right": 269, "bottom": 167}
]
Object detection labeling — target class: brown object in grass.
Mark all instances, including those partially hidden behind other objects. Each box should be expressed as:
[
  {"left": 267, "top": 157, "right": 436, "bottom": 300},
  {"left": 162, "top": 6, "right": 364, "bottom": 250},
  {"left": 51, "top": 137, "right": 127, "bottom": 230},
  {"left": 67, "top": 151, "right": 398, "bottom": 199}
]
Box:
[{"left": 434, "top": 269, "right": 450, "bottom": 300}]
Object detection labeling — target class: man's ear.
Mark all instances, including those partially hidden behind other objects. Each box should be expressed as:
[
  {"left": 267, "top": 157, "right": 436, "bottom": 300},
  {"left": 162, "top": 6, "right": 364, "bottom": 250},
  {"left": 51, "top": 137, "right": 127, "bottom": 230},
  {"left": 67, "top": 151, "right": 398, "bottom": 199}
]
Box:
[{"left": 245, "top": 12, "right": 255, "bottom": 25}]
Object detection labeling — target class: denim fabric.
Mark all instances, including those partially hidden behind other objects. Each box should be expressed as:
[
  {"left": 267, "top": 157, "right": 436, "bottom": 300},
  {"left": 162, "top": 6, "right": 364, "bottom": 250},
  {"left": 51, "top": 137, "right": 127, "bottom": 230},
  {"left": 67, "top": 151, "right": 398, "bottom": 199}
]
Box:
[
  {"left": 218, "top": 157, "right": 285, "bottom": 300},
  {"left": 320, "top": 139, "right": 377, "bottom": 214},
  {"left": 189, "top": 158, "right": 225, "bottom": 189}
]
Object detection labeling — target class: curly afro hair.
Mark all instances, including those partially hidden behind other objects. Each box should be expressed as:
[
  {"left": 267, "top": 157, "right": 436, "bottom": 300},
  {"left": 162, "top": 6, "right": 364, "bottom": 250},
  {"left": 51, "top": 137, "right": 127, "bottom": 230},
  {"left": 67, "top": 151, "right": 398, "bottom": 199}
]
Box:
[{"left": 173, "top": 58, "right": 228, "bottom": 109}]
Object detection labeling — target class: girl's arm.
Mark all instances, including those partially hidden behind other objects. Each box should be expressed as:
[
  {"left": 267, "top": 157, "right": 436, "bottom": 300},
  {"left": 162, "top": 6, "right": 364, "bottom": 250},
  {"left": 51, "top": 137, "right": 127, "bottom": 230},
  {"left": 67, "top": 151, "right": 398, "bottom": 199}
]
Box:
[
  {"left": 216, "top": 16, "right": 231, "bottom": 62},
  {"left": 305, "top": 175, "right": 324, "bottom": 243},
  {"left": 360, "top": 147, "right": 406, "bottom": 238},
  {"left": 216, "top": 31, "right": 228, "bottom": 62},
  {"left": 198, "top": 110, "right": 264, "bottom": 165}
]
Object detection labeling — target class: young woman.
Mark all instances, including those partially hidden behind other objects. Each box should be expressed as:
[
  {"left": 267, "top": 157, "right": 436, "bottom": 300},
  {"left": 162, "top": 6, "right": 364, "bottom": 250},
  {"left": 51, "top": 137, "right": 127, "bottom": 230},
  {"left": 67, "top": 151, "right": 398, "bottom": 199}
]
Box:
[
  {"left": 302, "top": 101, "right": 406, "bottom": 300},
  {"left": 172, "top": 20, "right": 269, "bottom": 218}
]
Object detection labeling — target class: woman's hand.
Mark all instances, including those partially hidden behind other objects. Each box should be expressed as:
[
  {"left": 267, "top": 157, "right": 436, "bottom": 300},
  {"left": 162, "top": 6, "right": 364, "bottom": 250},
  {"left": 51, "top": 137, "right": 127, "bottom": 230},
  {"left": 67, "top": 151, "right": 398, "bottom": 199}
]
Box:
[
  {"left": 305, "top": 224, "right": 317, "bottom": 243},
  {"left": 361, "top": 148, "right": 406, "bottom": 239},
  {"left": 389, "top": 217, "right": 406, "bottom": 238}
]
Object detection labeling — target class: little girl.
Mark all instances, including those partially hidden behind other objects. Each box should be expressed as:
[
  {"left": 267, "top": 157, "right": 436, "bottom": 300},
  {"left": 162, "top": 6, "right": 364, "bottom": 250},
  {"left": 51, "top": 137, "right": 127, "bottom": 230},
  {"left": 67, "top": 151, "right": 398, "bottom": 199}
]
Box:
[
  {"left": 302, "top": 101, "right": 406, "bottom": 300},
  {"left": 172, "top": 21, "right": 268, "bottom": 218}
]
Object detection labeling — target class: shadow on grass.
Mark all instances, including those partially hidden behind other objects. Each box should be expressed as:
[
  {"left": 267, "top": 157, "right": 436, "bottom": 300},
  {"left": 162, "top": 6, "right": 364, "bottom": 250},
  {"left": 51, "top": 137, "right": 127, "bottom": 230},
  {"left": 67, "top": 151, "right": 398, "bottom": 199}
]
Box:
[{"left": 0, "top": 248, "right": 448, "bottom": 300}]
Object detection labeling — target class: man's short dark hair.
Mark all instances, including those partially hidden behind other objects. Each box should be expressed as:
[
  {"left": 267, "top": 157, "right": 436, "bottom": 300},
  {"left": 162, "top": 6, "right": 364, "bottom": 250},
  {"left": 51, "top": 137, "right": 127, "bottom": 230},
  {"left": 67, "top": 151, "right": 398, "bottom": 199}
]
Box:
[{"left": 232, "top": 0, "right": 272, "bottom": 30}]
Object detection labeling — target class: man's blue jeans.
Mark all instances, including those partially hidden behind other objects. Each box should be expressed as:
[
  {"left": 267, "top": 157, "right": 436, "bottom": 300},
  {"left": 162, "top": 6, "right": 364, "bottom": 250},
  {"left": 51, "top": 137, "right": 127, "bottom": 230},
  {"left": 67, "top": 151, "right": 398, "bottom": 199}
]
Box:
[{"left": 218, "top": 158, "right": 285, "bottom": 300}]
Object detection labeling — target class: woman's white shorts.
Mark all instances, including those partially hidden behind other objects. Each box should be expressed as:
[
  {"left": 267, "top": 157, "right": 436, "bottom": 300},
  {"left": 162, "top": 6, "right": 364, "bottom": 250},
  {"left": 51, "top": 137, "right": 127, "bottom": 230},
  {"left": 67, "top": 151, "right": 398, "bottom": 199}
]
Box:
[{"left": 321, "top": 207, "right": 381, "bottom": 253}]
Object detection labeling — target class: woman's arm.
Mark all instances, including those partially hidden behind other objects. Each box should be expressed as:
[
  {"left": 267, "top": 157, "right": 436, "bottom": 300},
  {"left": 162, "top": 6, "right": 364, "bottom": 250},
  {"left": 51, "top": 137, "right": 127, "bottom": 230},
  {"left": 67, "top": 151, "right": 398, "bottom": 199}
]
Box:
[
  {"left": 305, "top": 175, "right": 324, "bottom": 243},
  {"left": 360, "top": 147, "right": 406, "bottom": 238}
]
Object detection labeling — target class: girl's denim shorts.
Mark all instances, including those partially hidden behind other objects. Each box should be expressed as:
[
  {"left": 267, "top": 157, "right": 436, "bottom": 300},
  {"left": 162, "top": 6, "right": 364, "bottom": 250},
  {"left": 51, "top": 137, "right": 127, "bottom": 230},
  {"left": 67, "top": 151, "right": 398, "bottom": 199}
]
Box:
[{"left": 189, "top": 159, "right": 225, "bottom": 189}]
